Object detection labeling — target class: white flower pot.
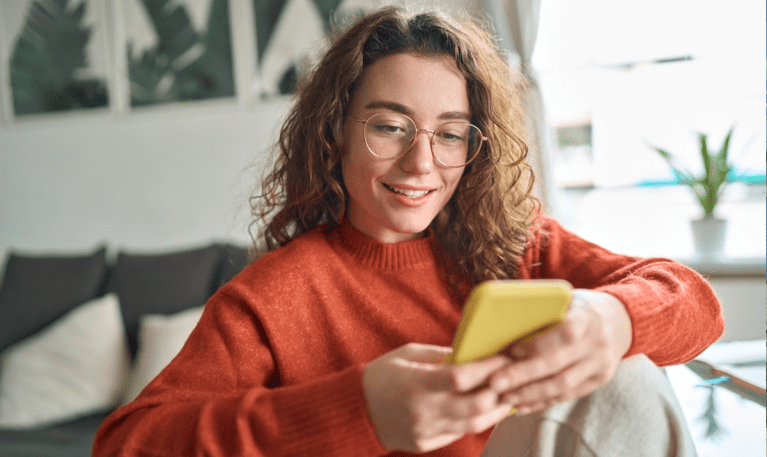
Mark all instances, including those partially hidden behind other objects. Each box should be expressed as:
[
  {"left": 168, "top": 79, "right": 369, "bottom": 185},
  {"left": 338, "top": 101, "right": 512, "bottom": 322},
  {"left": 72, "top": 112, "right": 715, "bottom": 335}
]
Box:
[{"left": 690, "top": 217, "right": 727, "bottom": 256}]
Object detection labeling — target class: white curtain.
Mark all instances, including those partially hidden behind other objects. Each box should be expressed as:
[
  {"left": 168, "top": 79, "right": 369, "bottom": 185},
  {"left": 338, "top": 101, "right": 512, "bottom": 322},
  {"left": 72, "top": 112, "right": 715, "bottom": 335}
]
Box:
[{"left": 483, "top": 0, "right": 558, "bottom": 215}]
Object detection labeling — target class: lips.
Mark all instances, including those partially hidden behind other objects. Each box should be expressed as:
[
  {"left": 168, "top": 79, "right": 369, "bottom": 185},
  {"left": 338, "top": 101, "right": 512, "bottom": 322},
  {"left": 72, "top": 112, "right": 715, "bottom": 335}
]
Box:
[{"left": 383, "top": 183, "right": 434, "bottom": 198}]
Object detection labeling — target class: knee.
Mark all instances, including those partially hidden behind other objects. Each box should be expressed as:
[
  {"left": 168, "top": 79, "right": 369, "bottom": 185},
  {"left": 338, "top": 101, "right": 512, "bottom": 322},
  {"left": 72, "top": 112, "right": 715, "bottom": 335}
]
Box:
[
  {"left": 597, "top": 354, "right": 693, "bottom": 445},
  {"left": 559, "top": 355, "right": 695, "bottom": 456},
  {"left": 484, "top": 356, "right": 696, "bottom": 457},
  {"left": 606, "top": 355, "right": 679, "bottom": 410}
]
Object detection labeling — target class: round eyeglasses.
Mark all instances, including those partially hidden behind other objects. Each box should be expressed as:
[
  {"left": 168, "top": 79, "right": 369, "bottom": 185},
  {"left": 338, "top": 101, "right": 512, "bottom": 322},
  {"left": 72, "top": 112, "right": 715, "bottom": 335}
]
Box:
[{"left": 354, "top": 112, "right": 486, "bottom": 168}]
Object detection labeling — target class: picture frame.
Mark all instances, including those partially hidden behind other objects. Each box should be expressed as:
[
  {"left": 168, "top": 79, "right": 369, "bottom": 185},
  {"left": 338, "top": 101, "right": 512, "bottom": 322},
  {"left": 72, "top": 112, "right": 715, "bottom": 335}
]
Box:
[
  {"left": 250, "top": 0, "right": 372, "bottom": 99},
  {"left": 0, "top": 0, "right": 386, "bottom": 121},
  {"left": 116, "top": 0, "right": 237, "bottom": 108},
  {"left": 0, "top": 0, "right": 112, "bottom": 119}
]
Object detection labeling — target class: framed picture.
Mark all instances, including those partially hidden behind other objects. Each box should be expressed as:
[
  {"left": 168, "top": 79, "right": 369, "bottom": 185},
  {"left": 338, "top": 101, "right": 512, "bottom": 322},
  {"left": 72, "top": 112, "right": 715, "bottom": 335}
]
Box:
[
  {"left": 251, "top": 0, "right": 372, "bottom": 98},
  {"left": 0, "top": 0, "right": 111, "bottom": 118},
  {"left": 0, "top": 0, "right": 388, "bottom": 119},
  {"left": 119, "top": 0, "right": 236, "bottom": 107}
]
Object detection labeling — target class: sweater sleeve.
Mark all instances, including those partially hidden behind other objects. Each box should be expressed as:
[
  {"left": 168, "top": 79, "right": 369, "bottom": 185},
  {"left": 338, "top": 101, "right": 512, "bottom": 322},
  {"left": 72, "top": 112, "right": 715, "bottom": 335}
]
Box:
[
  {"left": 91, "top": 288, "right": 387, "bottom": 457},
  {"left": 522, "top": 216, "right": 724, "bottom": 367}
]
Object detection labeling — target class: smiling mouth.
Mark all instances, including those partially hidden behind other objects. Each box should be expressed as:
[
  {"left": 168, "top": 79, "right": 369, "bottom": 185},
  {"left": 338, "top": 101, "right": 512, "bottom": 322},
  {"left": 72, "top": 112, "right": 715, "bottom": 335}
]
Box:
[{"left": 383, "top": 184, "right": 433, "bottom": 198}]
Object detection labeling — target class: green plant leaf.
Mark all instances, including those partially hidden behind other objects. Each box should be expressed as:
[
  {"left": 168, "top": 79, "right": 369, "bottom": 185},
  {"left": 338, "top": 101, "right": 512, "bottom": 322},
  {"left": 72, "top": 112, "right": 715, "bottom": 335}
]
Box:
[
  {"left": 698, "top": 133, "right": 711, "bottom": 186},
  {"left": 10, "top": 0, "right": 108, "bottom": 115},
  {"left": 192, "top": 0, "right": 234, "bottom": 99},
  {"left": 128, "top": 44, "right": 173, "bottom": 105},
  {"left": 313, "top": 0, "right": 344, "bottom": 31},
  {"left": 139, "top": 0, "right": 199, "bottom": 65},
  {"left": 648, "top": 126, "right": 736, "bottom": 218},
  {"left": 129, "top": 0, "right": 234, "bottom": 105},
  {"left": 253, "top": 0, "right": 288, "bottom": 61},
  {"left": 715, "top": 127, "right": 734, "bottom": 182},
  {"left": 652, "top": 146, "right": 695, "bottom": 186}
]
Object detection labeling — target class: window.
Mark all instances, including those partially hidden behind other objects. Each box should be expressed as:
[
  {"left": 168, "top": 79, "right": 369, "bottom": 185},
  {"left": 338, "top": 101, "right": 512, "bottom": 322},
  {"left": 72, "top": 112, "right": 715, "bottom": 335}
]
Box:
[
  {"left": 533, "top": 0, "right": 765, "bottom": 189},
  {"left": 532, "top": 0, "right": 765, "bottom": 259}
]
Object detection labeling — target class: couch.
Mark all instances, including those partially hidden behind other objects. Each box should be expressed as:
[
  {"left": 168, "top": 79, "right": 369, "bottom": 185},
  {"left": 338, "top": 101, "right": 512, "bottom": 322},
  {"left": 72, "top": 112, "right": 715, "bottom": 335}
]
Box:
[{"left": 0, "top": 242, "right": 250, "bottom": 457}]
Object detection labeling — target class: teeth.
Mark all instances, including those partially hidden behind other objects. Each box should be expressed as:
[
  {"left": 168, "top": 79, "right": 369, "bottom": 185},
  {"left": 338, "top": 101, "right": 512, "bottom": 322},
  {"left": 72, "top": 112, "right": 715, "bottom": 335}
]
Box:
[{"left": 386, "top": 184, "right": 430, "bottom": 198}]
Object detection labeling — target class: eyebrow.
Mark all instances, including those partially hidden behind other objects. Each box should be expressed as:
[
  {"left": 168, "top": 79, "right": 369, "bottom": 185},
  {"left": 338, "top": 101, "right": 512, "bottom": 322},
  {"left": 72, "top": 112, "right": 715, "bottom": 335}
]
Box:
[{"left": 363, "top": 101, "right": 471, "bottom": 121}]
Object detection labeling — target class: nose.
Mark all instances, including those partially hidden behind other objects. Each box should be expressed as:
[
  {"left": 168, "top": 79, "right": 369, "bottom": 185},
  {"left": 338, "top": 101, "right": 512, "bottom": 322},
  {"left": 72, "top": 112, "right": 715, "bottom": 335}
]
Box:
[{"left": 398, "top": 129, "right": 435, "bottom": 174}]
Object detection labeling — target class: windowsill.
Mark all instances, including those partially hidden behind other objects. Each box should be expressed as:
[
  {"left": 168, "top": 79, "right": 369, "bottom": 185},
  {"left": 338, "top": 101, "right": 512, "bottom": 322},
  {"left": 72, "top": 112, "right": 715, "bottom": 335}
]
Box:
[{"left": 553, "top": 183, "right": 765, "bottom": 277}]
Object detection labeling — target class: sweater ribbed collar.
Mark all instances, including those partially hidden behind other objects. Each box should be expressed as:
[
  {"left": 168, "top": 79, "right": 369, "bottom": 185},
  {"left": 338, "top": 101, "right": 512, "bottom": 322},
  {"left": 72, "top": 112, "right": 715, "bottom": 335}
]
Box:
[{"left": 329, "top": 217, "right": 437, "bottom": 270}]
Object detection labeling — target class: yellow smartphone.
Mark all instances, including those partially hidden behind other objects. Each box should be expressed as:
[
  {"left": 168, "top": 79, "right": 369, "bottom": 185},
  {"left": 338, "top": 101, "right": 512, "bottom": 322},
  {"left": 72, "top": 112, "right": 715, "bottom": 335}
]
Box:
[{"left": 448, "top": 279, "right": 572, "bottom": 364}]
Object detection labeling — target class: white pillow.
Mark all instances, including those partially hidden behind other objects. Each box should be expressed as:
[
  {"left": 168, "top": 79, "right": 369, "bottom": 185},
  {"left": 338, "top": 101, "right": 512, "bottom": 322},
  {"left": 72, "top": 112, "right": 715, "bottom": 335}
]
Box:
[
  {"left": 0, "top": 293, "right": 130, "bottom": 429},
  {"left": 122, "top": 306, "right": 204, "bottom": 404}
]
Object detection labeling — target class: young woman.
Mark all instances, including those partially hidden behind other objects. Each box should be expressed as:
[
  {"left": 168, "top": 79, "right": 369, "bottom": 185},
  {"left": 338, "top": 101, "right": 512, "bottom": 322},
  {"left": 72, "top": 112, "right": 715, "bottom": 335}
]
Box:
[{"left": 93, "top": 7, "right": 723, "bottom": 456}]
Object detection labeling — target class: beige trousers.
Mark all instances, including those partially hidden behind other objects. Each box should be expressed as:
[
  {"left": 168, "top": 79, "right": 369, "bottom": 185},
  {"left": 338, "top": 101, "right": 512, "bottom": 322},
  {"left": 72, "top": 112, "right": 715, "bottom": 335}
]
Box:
[{"left": 480, "top": 355, "right": 697, "bottom": 457}]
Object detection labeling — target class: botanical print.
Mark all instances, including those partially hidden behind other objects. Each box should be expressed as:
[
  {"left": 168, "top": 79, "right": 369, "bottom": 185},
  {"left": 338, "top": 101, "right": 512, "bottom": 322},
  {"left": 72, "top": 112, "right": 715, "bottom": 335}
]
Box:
[
  {"left": 2, "top": 0, "right": 387, "bottom": 116},
  {"left": 253, "top": 0, "right": 369, "bottom": 97},
  {"left": 124, "top": 0, "right": 234, "bottom": 106},
  {"left": 6, "top": 0, "right": 110, "bottom": 116}
]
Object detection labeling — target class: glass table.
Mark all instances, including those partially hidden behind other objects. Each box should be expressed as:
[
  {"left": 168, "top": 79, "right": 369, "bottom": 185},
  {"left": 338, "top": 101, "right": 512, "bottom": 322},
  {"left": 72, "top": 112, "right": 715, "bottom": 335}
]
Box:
[{"left": 666, "top": 340, "right": 766, "bottom": 456}]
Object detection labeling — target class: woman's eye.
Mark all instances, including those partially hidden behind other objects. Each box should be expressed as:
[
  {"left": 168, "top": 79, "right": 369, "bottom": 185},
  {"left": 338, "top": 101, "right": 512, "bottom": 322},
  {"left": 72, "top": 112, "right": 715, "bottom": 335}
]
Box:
[
  {"left": 374, "top": 124, "right": 405, "bottom": 134},
  {"left": 437, "top": 131, "right": 464, "bottom": 142}
]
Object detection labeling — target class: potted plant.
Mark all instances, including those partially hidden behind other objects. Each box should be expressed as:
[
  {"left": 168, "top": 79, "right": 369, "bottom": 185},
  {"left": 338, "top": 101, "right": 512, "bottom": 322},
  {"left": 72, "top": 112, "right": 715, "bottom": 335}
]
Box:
[{"left": 651, "top": 127, "right": 734, "bottom": 256}]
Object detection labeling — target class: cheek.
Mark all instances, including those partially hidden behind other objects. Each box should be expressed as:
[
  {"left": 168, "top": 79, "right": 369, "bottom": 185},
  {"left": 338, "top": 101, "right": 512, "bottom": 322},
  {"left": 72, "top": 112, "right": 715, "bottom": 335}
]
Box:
[
  {"left": 341, "top": 152, "right": 369, "bottom": 198},
  {"left": 343, "top": 142, "right": 386, "bottom": 186},
  {"left": 340, "top": 155, "right": 353, "bottom": 194},
  {"left": 444, "top": 170, "right": 464, "bottom": 195}
]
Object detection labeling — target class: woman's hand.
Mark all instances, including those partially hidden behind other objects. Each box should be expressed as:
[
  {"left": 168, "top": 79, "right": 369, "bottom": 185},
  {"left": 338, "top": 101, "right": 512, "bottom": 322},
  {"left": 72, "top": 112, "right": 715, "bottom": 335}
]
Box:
[
  {"left": 489, "top": 289, "right": 633, "bottom": 415},
  {"left": 362, "top": 343, "right": 514, "bottom": 454}
]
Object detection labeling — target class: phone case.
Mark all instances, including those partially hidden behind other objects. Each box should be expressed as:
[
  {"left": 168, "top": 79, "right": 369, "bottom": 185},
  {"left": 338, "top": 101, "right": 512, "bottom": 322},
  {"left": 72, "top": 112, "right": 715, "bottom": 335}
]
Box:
[{"left": 448, "top": 279, "right": 572, "bottom": 364}]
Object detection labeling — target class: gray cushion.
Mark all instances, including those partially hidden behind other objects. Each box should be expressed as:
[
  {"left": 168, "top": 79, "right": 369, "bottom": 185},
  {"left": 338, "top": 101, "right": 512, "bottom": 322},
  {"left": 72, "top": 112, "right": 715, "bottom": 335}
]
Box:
[
  {"left": 0, "top": 247, "right": 107, "bottom": 352},
  {"left": 106, "top": 245, "right": 221, "bottom": 358},
  {"left": 215, "top": 244, "right": 250, "bottom": 290},
  {"left": 0, "top": 411, "right": 109, "bottom": 457}
]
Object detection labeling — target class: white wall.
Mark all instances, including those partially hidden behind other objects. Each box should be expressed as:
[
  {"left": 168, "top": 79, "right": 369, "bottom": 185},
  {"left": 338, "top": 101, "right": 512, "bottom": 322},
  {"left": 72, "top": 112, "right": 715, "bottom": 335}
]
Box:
[
  {"left": 0, "top": 98, "right": 291, "bottom": 256},
  {"left": 709, "top": 278, "right": 766, "bottom": 343},
  {"left": 0, "top": 0, "right": 486, "bottom": 259}
]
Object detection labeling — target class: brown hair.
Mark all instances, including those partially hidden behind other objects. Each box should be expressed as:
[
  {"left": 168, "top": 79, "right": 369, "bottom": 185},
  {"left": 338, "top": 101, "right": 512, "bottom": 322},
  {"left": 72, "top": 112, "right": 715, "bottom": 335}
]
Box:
[{"left": 250, "top": 6, "right": 539, "bottom": 283}]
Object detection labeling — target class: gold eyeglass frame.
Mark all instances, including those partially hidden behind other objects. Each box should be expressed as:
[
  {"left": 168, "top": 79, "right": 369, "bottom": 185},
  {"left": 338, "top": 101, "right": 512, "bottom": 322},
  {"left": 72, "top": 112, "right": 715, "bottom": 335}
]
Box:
[{"left": 354, "top": 113, "right": 487, "bottom": 168}]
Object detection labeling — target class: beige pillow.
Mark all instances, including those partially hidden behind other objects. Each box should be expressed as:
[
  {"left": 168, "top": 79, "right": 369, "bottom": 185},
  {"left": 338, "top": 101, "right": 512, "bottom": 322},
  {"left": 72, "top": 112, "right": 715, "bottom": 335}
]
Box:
[
  {"left": 0, "top": 293, "right": 130, "bottom": 429},
  {"left": 122, "top": 306, "right": 204, "bottom": 404}
]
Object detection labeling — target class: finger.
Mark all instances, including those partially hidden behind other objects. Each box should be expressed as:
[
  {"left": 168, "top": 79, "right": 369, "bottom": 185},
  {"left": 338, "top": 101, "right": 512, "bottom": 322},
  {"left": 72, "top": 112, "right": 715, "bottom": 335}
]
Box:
[
  {"left": 499, "top": 356, "right": 591, "bottom": 406},
  {"left": 433, "top": 355, "right": 510, "bottom": 392},
  {"left": 441, "top": 388, "right": 500, "bottom": 419},
  {"left": 509, "top": 306, "right": 590, "bottom": 361},
  {"left": 490, "top": 340, "right": 585, "bottom": 394},
  {"left": 512, "top": 372, "right": 612, "bottom": 415},
  {"left": 491, "top": 310, "right": 595, "bottom": 392},
  {"left": 505, "top": 322, "right": 558, "bottom": 361},
  {"left": 443, "top": 402, "right": 515, "bottom": 435},
  {"left": 397, "top": 343, "right": 453, "bottom": 364},
  {"left": 500, "top": 352, "right": 617, "bottom": 409}
]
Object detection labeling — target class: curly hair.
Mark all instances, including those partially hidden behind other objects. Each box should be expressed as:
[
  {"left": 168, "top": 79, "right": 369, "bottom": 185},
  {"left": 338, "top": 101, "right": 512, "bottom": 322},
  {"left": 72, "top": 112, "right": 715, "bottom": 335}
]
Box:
[{"left": 250, "top": 6, "right": 539, "bottom": 283}]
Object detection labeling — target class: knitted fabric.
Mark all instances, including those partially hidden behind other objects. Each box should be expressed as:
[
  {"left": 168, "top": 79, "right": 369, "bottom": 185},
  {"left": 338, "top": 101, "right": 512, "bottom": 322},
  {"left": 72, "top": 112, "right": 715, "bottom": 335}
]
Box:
[{"left": 93, "top": 216, "right": 723, "bottom": 457}]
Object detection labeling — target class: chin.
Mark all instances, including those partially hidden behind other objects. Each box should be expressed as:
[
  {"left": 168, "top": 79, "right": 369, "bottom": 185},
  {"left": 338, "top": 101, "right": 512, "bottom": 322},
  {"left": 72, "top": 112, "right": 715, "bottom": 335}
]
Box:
[{"left": 386, "top": 214, "right": 435, "bottom": 238}]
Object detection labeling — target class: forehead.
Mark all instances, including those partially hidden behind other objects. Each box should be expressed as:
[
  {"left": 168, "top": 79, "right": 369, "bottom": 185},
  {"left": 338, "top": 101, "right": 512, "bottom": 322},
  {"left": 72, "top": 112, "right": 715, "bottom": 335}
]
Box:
[{"left": 351, "top": 53, "right": 470, "bottom": 117}]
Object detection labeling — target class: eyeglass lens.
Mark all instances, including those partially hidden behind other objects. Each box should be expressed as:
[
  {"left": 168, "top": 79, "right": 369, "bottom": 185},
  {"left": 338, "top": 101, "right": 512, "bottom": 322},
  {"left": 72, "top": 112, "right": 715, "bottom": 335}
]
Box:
[{"left": 364, "top": 113, "right": 482, "bottom": 167}]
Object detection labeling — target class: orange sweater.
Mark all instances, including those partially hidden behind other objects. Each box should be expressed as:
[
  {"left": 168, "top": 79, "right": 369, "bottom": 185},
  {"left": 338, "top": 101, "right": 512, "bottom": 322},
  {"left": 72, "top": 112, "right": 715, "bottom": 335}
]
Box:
[{"left": 92, "top": 216, "right": 723, "bottom": 457}]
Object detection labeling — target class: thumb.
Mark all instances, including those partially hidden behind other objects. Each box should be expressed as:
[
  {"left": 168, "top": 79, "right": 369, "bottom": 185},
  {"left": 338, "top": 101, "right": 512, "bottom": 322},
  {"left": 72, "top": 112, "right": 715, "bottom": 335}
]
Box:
[
  {"left": 394, "top": 344, "right": 511, "bottom": 392},
  {"left": 437, "top": 355, "right": 510, "bottom": 392},
  {"left": 394, "top": 342, "right": 453, "bottom": 364}
]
